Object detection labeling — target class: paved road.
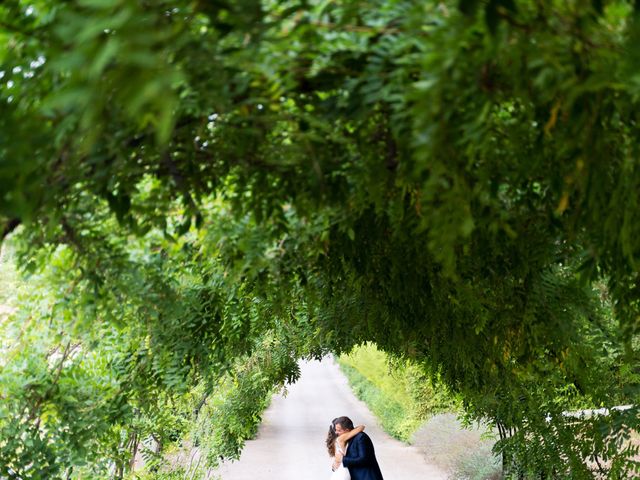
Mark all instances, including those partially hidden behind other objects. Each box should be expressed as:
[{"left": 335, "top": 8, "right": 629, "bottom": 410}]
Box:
[{"left": 212, "top": 358, "right": 447, "bottom": 480}]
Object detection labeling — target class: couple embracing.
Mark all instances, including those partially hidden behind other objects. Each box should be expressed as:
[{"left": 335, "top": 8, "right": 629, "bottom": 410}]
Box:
[{"left": 326, "top": 416, "right": 384, "bottom": 480}]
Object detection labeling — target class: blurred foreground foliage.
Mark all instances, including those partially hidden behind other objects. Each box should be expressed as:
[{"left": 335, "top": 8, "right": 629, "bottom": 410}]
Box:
[{"left": 2, "top": 0, "right": 640, "bottom": 478}]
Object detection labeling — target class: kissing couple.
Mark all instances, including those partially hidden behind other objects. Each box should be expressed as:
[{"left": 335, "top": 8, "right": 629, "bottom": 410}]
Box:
[{"left": 326, "top": 416, "right": 384, "bottom": 480}]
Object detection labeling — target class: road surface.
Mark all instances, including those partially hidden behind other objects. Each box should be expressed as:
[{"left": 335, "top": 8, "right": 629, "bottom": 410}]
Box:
[{"left": 211, "top": 357, "right": 448, "bottom": 480}]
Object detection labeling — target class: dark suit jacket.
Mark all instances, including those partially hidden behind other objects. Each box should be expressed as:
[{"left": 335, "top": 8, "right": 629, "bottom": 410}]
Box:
[{"left": 342, "top": 432, "right": 384, "bottom": 480}]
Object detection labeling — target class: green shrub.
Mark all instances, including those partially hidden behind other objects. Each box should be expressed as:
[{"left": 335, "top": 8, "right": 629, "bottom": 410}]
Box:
[
  {"left": 0, "top": 243, "right": 19, "bottom": 306},
  {"left": 449, "top": 445, "right": 502, "bottom": 480},
  {"left": 412, "top": 413, "right": 501, "bottom": 480},
  {"left": 339, "top": 362, "right": 411, "bottom": 440},
  {"left": 338, "top": 343, "right": 455, "bottom": 441}
]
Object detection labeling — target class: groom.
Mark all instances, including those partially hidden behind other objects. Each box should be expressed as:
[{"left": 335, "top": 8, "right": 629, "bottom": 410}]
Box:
[{"left": 333, "top": 416, "right": 384, "bottom": 480}]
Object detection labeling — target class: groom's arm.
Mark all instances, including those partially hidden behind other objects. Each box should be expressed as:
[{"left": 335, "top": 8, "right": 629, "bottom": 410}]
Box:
[{"left": 342, "top": 435, "right": 373, "bottom": 468}]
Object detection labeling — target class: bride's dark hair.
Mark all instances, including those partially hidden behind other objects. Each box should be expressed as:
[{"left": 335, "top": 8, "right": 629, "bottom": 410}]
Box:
[
  {"left": 326, "top": 423, "right": 338, "bottom": 457},
  {"left": 326, "top": 416, "right": 354, "bottom": 457}
]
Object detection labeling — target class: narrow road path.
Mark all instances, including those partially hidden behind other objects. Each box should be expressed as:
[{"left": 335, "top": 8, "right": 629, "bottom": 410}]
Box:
[{"left": 212, "top": 358, "right": 447, "bottom": 480}]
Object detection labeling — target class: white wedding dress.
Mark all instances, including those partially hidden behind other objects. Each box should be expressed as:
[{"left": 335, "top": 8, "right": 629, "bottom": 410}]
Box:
[{"left": 330, "top": 443, "right": 350, "bottom": 480}]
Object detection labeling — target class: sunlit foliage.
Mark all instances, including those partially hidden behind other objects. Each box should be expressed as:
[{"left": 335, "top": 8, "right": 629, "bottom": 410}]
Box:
[{"left": 2, "top": 0, "right": 640, "bottom": 477}]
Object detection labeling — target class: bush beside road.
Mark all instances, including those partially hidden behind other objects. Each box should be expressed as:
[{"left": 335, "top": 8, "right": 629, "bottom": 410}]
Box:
[{"left": 338, "top": 345, "right": 501, "bottom": 480}]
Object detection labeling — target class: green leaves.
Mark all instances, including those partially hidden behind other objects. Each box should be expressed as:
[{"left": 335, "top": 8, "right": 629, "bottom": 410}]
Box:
[
  {"left": 592, "top": 0, "right": 604, "bottom": 15},
  {"left": 458, "top": 0, "right": 482, "bottom": 16},
  {"left": 44, "top": 0, "right": 185, "bottom": 147},
  {"left": 2, "top": 0, "right": 640, "bottom": 477},
  {"left": 458, "top": 0, "right": 518, "bottom": 34}
]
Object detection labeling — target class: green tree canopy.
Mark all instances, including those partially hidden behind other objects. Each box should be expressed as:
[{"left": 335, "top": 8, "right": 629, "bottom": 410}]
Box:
[{"left": 2, "top": 0, "right": 640, "bottom": 477}]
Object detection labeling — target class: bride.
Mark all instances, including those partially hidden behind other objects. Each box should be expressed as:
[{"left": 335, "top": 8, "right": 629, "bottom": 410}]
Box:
[{"left": 326, "top": 422, "right": 365, "bottom": 480}]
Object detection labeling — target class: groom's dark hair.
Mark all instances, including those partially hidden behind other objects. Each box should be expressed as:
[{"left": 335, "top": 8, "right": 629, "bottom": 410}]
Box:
[{"left": 333, "top": 416, "right": 355, "bottom": 431}]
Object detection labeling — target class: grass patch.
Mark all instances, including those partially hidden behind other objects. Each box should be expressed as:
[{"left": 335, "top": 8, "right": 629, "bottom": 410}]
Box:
[
  {"left": 338, "top": 343, "right": 454, "bottom": 442},
  {"left": 339, "top": 361, "right": 413, "bottom": 441}
]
